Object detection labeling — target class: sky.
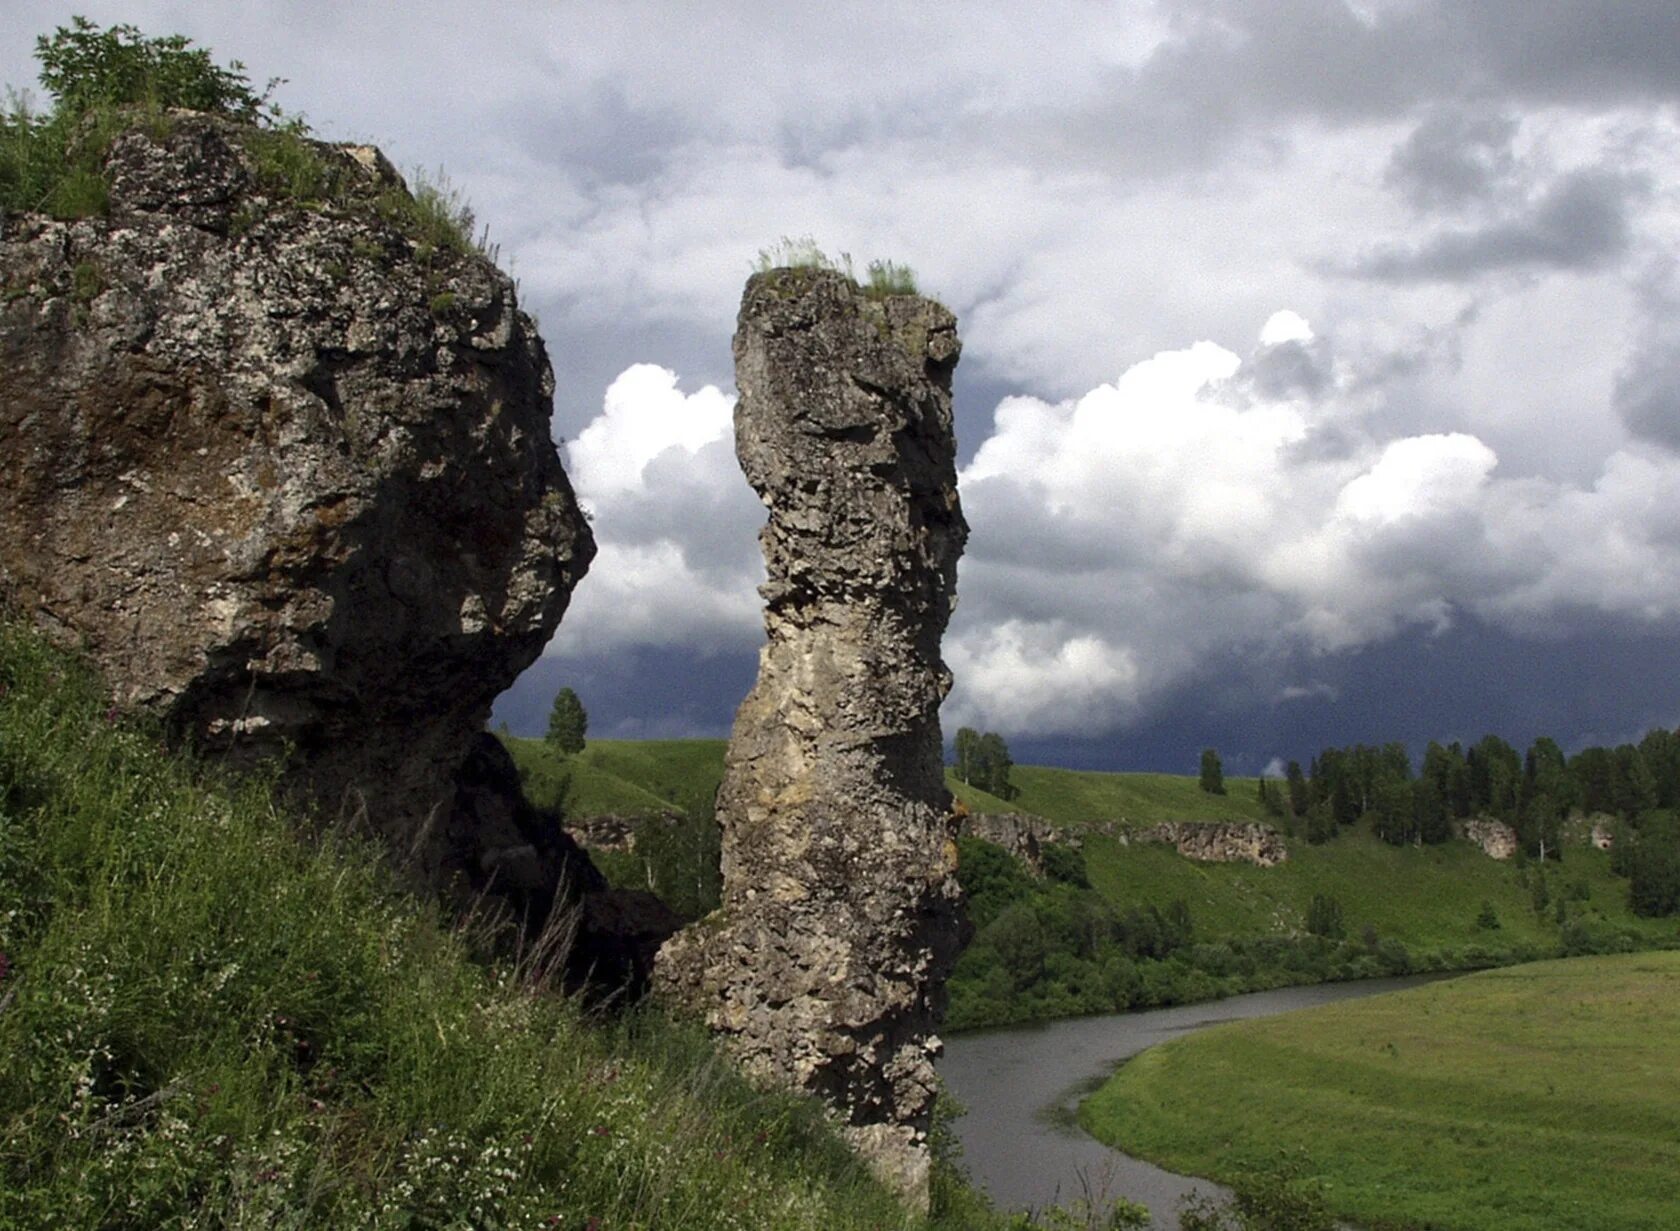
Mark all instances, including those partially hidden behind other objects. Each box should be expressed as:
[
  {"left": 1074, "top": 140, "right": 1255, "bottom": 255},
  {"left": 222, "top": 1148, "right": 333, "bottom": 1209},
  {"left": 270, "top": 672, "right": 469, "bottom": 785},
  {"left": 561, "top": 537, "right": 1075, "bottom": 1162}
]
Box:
[{"left": 13, "top": 1, "right": 1680, "bottom": 774}]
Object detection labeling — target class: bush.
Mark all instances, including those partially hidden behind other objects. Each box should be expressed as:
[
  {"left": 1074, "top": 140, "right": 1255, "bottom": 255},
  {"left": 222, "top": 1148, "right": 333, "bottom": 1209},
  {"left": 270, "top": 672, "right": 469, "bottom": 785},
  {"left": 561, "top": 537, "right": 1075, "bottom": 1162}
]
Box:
[
  {"left": 1305, "top": 894, "right": 1344, "bottom": 940},
  {"left": 1178, "top": 1153, "right": 1334, "bottom": 1231},
  {"left": 3, "top": 18, "right": 283, "bottom": 218}
]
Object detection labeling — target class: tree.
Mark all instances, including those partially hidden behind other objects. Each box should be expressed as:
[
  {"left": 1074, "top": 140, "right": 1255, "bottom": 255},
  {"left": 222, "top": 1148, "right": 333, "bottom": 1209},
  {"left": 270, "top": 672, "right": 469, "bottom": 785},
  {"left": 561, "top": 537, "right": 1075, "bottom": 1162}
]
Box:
[
  {"left": 545, "top": 686, "right": 587, "bottom": 754},
  {"left": 1305, "top": 893, "right": 1345, "bottom": 939},
  {"left": 1199, "top": 748, "right": 1225, "bottom": 795},
  {"left": 1629, "top": 815, "right": 1680, "bottom": 917},
  {"left": 34, "top": 16, "right": 282, "bottom": 121},
  {"left": 1285, "top": 760, "right": 1309, "bottom": 817},
  {"left": 974, "top": 731, "right": 1016, "bottom": 800},
  {"left": 952, "top": 727, "right": 980, "bottom": 783}
]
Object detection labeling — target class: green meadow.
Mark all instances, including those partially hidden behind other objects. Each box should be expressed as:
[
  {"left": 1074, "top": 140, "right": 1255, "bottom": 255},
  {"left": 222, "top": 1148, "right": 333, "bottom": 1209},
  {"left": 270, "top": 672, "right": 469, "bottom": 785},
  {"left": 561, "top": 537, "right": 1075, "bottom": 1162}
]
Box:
[{"left": 1082, "top": 952, "right": 1680, "bottom": 1231}]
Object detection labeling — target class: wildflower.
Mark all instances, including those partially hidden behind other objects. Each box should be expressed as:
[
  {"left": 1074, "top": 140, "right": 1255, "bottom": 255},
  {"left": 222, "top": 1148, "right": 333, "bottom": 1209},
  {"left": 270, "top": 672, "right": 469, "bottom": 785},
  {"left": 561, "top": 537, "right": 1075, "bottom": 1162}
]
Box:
[
  {"left": 0, "top": 951, "right": 9, "bottom": 985},
  {"left": 590, "top": 1124, "right": 609, "bottom": 1137},
  {"left": 104, "top": 705, "right": 118, "bottom": 723}
]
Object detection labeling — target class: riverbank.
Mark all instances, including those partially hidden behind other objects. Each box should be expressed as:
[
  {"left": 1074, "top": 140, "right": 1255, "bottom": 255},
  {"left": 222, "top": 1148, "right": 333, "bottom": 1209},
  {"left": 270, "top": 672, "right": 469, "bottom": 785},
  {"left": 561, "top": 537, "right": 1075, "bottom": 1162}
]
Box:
[
  {"left": 1082, "top": 953, "right": 1680, "bottom": 1231},
  {"left": 937, "top": 974, "right": 1445, "bottom": 1227}
]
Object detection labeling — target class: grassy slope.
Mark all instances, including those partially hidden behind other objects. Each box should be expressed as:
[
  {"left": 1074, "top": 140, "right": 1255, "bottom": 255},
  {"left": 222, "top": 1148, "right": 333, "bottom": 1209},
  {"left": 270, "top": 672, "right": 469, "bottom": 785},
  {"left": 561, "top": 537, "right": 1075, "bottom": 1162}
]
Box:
[
  {"left": 503, "top": 736, "right": 726, "bottom": 818},
  {"left": 510, "top": 738, "right": 1672, "bottom": 957},
  {"left": 1082, "top": 952, "right": 1680, "bottom": 1231},
  {"left": 1001, "top": 766, "right": 1269, "bottom": 828},
  {"left": 1081, "top": 823, "right": 1675, "bottom": 950},
  {"left": 0, "top": 626, "right": 1016, "bottom": 1230},
  {"left": 506, "top": 737, "right": 1266, "bottom": 829}
]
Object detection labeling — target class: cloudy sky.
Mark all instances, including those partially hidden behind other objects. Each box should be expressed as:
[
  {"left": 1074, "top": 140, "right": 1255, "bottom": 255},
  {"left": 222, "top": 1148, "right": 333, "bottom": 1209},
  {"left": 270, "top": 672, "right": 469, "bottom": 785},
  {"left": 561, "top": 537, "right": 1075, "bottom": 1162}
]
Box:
[{"left": 15, "top": 1, "right": 1680, "bottom": 773}]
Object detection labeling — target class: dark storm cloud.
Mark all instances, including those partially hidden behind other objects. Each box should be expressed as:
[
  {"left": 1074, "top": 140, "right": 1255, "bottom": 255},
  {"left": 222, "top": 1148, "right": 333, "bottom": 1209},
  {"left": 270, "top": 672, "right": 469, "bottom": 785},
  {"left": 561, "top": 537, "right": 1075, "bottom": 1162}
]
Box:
[
  {"left": 1071, "top": 0, "right": 1680, "bottom": 169},
  {"left": 1615, "top": 337, "right": 1680, "bottom": 453},
  {"left": 1384, "top": 109, "right": 1520, "bottom": 212},
  {"left": 1348, "top": 169, "right": 1638, "bottom": 283}
]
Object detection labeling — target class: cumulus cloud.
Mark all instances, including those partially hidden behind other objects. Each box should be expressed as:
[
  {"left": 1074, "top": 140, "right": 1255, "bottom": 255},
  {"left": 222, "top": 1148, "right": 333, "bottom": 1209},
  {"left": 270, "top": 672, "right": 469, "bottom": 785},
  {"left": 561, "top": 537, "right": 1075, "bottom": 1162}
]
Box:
[
  {"left": 548, "top": 365, "right": 764, "bottom": 654},
  {"left": 944, "top": 315, "right": 1680, "bottom": 735}
]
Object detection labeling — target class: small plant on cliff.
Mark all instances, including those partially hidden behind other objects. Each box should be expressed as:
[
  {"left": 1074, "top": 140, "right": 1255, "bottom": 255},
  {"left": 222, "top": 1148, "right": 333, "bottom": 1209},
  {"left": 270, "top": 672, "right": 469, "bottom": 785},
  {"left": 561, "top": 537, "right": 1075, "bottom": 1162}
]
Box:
[
  {"left": 2, "top": 17, "right": 285, "bottom": 217},
  {"left": 753, "top": 235, "right": 922, "bottom": 299},
  {"left": 3, "top": 20, "right": 488, "bottom": 265}
]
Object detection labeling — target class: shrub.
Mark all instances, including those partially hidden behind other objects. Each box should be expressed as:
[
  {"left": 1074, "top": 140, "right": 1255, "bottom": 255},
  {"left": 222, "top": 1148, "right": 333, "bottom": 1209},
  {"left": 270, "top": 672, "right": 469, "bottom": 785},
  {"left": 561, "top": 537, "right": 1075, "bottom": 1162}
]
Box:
[
  {"left": 3, "top": 18, "right": 285, "bottom": 218},
  {"left": 1304, "top": 894, "right": 1344, "bottom": 940}
]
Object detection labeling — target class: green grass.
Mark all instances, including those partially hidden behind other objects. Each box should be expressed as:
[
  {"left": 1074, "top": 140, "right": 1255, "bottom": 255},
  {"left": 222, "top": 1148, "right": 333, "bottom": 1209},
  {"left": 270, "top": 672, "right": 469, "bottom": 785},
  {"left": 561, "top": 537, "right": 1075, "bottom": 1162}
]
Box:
[
  {"left": 999, "top": 767, "right": 1271, "bottom": 829},
  {"left": 751, "top": 236, "right": 922, "bottom": 300},
  {"left": 0, "top": 622, "right": 1035, "bottom": 1229},
  {"left": 1082, "top": 953, "right": 1680, "bottom": 1231},
  {"left": 503, "top": 736, "right": 728, "bottom": 819},
  {"left": 1080, "top": 822, "right": 1672, "bottom": 951}
]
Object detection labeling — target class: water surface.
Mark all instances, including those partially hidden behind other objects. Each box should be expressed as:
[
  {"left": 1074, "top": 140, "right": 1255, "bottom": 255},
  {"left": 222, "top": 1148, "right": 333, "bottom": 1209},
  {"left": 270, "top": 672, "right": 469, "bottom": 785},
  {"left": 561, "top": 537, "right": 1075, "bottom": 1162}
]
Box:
[{"left": 937, "top": 975, "right": 1445, "bottom": 1228}]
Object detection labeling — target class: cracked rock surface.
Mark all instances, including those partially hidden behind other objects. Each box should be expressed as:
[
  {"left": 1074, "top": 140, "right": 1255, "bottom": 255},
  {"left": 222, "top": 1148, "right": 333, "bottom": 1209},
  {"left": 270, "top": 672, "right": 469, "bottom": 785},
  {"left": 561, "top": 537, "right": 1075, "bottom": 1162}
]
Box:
[
  {"left": 0, "top": 112, "right": 594, "bottom": 907},
  {"left": 655, "top": 268, "right": 968, "bottom": 1206}
]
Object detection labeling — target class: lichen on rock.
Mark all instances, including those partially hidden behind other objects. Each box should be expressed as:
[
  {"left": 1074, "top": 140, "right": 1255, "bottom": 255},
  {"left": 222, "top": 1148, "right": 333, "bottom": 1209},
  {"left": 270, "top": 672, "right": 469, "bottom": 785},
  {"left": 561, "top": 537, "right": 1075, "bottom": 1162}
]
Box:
[
  {"left": 654, "top": 267, "right": 968, "bottom": 1206},
  {"left": 0, "top": 111, "right": 594, "bottom": 921}
]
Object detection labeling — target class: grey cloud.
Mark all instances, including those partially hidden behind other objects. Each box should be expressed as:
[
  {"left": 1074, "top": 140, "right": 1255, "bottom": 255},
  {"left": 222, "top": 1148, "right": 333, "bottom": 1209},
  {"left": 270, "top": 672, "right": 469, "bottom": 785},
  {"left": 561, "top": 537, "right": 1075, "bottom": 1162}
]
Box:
[
  {"left": 1240, "top": 339, "right": 1329, "bottom": 400},
  {"left": 1349, "top": 169, "right": 1638, "bottom": 283},
  {"left": 1066, "top": 1, "right": 1680, "bottom": 171},
  {"left": 1615, "top": 339, "right": 1680, "bottom": 452},
  {"left": 1384, "top": 109, "right": 1520, "bottom": 212}
]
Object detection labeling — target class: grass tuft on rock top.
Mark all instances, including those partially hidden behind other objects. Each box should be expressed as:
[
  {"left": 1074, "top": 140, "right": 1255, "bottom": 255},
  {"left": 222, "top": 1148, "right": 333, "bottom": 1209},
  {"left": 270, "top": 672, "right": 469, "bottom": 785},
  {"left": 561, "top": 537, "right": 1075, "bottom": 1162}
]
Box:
[
  {"left": 752, "top": 234, "right": 923, "bottom": 300},
  {"left": 1, "top": 18, "right": 485, "bottom": 261},
  {"left": 0, "top": 621, "right": 1033, "bottom": 1229}
]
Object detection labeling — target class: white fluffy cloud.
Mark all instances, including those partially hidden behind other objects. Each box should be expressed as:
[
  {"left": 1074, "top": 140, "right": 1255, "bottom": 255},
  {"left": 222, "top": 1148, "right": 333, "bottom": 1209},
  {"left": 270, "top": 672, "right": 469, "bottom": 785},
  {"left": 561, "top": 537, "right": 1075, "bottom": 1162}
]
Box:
[
  {"left": 558, "top": 315, "right": 1680, "bottom": 738},
  {"left": 944, "top": 316, "right": 1680, "bottom": 734},
  {"left": 549, "top": 365, "right": 764, "bottom": 654}
]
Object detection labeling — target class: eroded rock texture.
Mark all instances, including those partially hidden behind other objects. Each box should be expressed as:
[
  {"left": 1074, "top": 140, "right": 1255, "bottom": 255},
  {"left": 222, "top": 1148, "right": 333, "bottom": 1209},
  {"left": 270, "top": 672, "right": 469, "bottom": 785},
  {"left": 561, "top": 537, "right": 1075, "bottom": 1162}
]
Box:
[
  {"left": 655, "top": 268, "right": 968, "bottom": 1204},
  {"left": 0, "top": 112, "right": 594, "bottom": 917}
]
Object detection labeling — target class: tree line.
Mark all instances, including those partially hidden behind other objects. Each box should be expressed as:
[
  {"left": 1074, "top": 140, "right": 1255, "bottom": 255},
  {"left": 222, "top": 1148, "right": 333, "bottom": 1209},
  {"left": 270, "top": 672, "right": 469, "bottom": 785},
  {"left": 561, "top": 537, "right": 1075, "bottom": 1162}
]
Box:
[{"left": 1252, "top": 727, "right": 1680, "bottom": 916}]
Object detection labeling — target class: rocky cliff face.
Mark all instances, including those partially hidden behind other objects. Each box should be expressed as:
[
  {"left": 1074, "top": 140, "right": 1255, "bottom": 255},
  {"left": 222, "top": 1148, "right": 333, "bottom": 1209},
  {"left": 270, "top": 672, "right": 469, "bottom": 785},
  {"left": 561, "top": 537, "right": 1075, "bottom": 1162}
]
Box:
[
  {"left": 1462, "top": 818, "right": 1519, "bottom": 860},
  {"left": 961, "top": 810, "right": 1068, "bottom": 874},
  {"left": 1108, "top": 821, "right": 1289, "bottom": 867},
  {"left": 654, "top": 268, "right": 968, "bottom": 1205},
  {"left": 0, "top": 112, "right": 594, "bottom": 915}
]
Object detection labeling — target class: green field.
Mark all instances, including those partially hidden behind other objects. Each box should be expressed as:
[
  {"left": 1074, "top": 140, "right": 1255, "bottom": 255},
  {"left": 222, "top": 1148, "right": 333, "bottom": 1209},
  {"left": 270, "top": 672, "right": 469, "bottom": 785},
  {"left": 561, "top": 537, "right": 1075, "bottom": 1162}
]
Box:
[
  {"left": 504, "top": 736, "right": 727, "bottom": 817},
  {"left": 1082, "top": 953, "right": 1680, "bottom": 1231},
  {"left": 992, "top": 765, "right": 1270, "bottom": 828},
  {"left": 1080, "top": 822, "right": 1673, "bottom": 951},
  {"left": 505, "top": 736, "right": 1269, "bottom": 829}
]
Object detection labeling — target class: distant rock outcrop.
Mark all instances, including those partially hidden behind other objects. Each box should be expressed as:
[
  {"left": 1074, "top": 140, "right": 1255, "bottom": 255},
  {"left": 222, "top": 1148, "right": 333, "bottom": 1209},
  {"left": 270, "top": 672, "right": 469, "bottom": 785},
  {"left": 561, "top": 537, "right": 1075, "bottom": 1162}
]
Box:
[
  {"left": 1108, "top": 821, "right": 1288, "bottom": 867},
  {"left": 0, "top": 113, "right": 595, "bottom": 927},
  {"left": 960, "top": 811, "right": 1069, "bottom": 874},
  {"left": 1462, "top": 818, "right": 1519, "bottom": 860},
  {"left": 654, "top": 268, "right": 968, "bottom": 1206}
]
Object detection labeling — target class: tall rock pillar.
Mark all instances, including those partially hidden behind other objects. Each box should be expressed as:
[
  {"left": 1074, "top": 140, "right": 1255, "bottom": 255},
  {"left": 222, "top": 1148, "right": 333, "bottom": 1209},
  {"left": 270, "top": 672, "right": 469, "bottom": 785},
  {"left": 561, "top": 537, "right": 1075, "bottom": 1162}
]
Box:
[{"left": 655, "top": 267, "right": 969, "bottom": 1205}]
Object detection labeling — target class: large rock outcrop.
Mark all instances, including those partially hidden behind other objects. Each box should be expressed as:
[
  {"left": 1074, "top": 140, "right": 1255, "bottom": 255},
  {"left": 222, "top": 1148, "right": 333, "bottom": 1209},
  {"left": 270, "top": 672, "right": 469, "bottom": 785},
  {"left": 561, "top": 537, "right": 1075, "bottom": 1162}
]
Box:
[
  {"left": 0, "top": 112, "right": 594, "bottom": 915},
  {"left": 1107, "top": 820, "right": 1289, "bottom": 867},
  {"left": 655, "top": 268, "right": 968, "bottom": 1204}
]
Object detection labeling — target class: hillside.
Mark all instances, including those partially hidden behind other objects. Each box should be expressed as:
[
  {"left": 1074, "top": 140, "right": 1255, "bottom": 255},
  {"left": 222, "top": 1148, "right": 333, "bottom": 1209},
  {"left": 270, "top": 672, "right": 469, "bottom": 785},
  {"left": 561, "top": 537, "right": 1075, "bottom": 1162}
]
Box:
[
  {"left": 506, "top": 735, "right": 1269, "bottom": 828},
  {"left": 505, "top": 737, "right": 1680, "bottom": 1029},
  {"left": 0, "top": 623, "right": 1033, "bottom": 1229},
  {"left": 1083, "top": 952, "right": 1680, "bottom": 1231}
]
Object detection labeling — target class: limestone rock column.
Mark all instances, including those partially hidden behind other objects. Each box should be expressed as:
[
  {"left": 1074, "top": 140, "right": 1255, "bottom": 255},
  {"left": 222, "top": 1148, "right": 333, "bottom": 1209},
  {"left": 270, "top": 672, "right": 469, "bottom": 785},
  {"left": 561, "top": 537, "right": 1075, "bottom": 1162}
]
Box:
[{"left": 655, "top": 267, "right": 968, "bottom": 1205}]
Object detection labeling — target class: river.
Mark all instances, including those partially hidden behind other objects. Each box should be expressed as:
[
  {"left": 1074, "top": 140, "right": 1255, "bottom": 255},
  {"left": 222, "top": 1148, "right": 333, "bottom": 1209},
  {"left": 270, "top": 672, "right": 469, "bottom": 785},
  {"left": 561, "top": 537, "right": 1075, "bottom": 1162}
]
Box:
[{"left": 937, "top": 975, "right": 1447, "bottom": 1229}]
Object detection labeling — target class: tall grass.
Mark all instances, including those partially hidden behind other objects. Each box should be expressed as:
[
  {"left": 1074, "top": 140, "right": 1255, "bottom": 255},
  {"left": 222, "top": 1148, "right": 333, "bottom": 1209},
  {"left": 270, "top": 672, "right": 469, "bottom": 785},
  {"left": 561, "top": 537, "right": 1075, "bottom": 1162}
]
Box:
[
  {"left": 0, "top": 622, "right": 1041, "bottom": 1228},
  {"left": 752, "top": 235, "right": 923, "bottom": 299}
]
